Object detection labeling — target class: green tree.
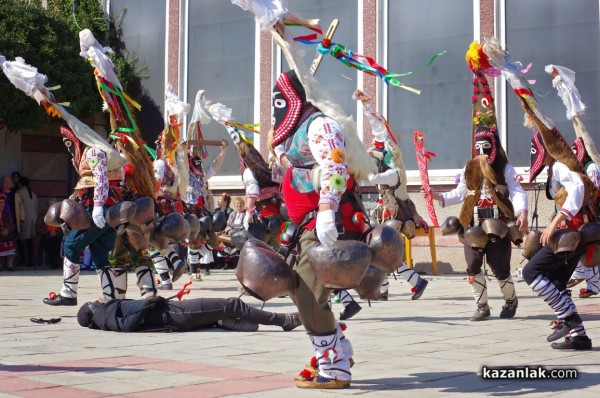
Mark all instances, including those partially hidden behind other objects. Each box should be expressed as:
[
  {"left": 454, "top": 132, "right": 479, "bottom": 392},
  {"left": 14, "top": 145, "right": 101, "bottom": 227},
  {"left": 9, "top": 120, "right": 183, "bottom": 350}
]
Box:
[{"left": 0, "top": 0, "right": 146, "bottom": 133}]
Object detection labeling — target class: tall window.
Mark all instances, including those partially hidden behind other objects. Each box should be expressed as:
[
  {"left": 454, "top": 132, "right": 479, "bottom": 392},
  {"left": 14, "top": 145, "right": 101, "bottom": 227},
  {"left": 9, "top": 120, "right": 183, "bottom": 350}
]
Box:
[
  {"left": 387, "top": 0, "right": 474, "bottom": 170},
  {"left": 284, "top": 0, "right": 358, "bottom": 118},
  {"left": 505, "top": 0, "right": 600, "bottom": 169},
  {"left": 187, "top": 0, "right": 255, "bottom": 177},
  {"left": 111, "top": 0, "right": 166, "bottom": 144}
]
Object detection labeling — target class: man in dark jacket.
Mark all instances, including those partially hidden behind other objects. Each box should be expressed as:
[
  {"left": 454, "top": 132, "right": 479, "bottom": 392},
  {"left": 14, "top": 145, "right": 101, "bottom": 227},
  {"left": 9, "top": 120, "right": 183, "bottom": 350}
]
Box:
[{"left": 77, "top": 296, "right": 301, "bottom": 332}]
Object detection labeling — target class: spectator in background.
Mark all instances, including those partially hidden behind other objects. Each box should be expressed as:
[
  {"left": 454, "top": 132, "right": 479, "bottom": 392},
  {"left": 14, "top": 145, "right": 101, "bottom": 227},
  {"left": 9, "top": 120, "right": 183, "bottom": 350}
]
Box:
[
  {"left": 215, "top": 193, "right": 233, "bottom": 220},
  {"left": 1, "top": 176, "right": 16, "bottom": 224},
  {"left": 225, "top": 197, "right": 245, "bottom": 234},
  {"left": 11, "top": 171, "right": 21, "bottom": 190},
  {"left": 15, "top": 177, "right": 38, "bottom": 267},
  {"left": 0, "top": 194, "right": 17, "bottom": 271},
  {"left": 35, "top": 198, "right": 63, "bottom": 269}
]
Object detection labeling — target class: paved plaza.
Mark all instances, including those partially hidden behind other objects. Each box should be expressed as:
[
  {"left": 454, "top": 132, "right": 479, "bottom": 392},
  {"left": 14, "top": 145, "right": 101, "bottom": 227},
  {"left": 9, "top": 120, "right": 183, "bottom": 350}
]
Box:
[{"left": 0, "top": 262, "right": 599, "bottom": 398}]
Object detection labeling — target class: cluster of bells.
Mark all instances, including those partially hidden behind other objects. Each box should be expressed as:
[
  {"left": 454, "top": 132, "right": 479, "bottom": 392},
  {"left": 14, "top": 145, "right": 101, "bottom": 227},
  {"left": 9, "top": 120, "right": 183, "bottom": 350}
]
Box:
[
  {"left": 43, "top": 198, "right": 228, "bottom": 253},
  {"left": 440, "top": 216, "right": 600, "bottom": 266},
  {"left": 237, "top": 218, "right": 416, "bottom": 304}
]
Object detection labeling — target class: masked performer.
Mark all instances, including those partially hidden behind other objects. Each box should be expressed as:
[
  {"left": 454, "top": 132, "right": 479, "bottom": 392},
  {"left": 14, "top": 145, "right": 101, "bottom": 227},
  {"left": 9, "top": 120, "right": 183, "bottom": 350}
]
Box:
[
  {"left": 150, "top": 85, "right": 190, "bottom": 289},
  {"left": 78, "top": 29, "right": 159, "bottom": 301},
  {"left": 356, "top": 91, "right": 429, "bottom": 302},
  {"left": 482, "top": 38, "right": 595, "bottom": 350},
  {"left": 546, "top": 65, "right": 600, "bottom": 299},
  {"left": 429, "top": 42, "right": 528, "bottom": 321},
  {"left": 185, "top": 90, "right": 227, "bottom": 280},
  {"left": 206, "top": 101, "right": 282, "bottom": 251},
  {"left": 1, "top": 54, "right": 131, "bottom": 305}
]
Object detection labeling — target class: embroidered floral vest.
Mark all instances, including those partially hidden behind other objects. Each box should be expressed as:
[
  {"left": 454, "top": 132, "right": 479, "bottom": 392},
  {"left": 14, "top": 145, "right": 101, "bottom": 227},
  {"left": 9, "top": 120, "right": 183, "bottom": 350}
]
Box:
[
  {"left": 75, "top": 147, "right": 123, "bottom": 190},
  {"left": 281, "top": 112, "right": 325, "bottom": 194}
]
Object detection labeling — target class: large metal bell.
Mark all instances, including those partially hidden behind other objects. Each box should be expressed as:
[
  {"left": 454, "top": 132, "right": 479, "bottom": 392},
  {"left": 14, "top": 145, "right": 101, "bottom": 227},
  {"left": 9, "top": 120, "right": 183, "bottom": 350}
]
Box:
[
  {"left": 236, "top": 239, "right": 296, "bottom": 301},
  {"left": 231, "top": 228, "right": 252, "bottom": 250},
  {"left": 507, "top": 221, "right": 525, "bottom": 246},
  {"left": 155, "top": 213, "right": 190, "bottom": 243},
  {"left": 125, "top": 224, "right": 150, "bottom": 251},
  {"left": 184, "top": 213, "right": 200, "bottom": 241},
  {"left": 44, "top": 201, "right": 63, "bottom": 227},
  {"left": 59, "top": 199, "right": 92, "bottom": 231},
  {"left": 198, "top": 216, "right": 213, "bottom": 234},
  {"left": 356, "top": 265, "right": 387, "bottom": 300},
  {"left": 247, "top": 222, "right": 268, "bottom": 242},
  {"left": 548, "top": 229, "right": 581, "bottom": 255},
  {"left": 212, "top": 211, "right": 227, "bottom": 232},
  {"left": 401, "top": 219, "right": 416, "bottom": 239},
  {"left": 481, "top": 218, "right": 509, "bottom": 242},
  {"left": 579, "top": 222, "right": 600, "bottom": 245},
  {"left": 522, "top": 230, "right": 543, "bottom": 260},
  {"left": 131, "top": 197, "right": 156, "bottom": 235},
  {"left": 364, "top": 225, "right": 405, "bottom": 273},
  {"left": 383, "top": 219, "right": 403, "bottom": 234},
  {"left": 106, "top": 201, "right": 137, "bottom": 231},
  {"left": 441, "top": 216, "right": 461, "bottom": 236},
  {"left": 308, "top": 240, "right": 372, "bottom": 289},
  {"left": 463, "top": 226, "right": 489, "bottom": 250}
]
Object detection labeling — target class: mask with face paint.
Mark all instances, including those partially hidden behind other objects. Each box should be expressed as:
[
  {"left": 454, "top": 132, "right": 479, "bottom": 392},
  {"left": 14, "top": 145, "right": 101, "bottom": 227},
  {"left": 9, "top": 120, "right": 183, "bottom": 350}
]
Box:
[
  {"left": 530, "top": 132, "right": 548, "bottom": 182},
  {"left": 571, "top": 137, "right": 590, "bottom": 166},
  {"left": 271, "top": 70, "right": 307, "bottom": 147},
  {"left": 189, "top": 155, "right": 204, "bottom": 175},
  {"left": 473, "top": 131, "right": 497, "bottom": 163},
  {"left": 59, "top": 126, "right": 82, "bottom": 165}
]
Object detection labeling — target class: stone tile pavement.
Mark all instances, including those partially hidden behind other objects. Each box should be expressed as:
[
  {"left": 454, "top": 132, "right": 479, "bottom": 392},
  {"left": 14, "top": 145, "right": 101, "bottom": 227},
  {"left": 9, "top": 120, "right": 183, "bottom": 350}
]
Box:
[{"left": 0, "top": 265, "right": 598, "bottom": 397}]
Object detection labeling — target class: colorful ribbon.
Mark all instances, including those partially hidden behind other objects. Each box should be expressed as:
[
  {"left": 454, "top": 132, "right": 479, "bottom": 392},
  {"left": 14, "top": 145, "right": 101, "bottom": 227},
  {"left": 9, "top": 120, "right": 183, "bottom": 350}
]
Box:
[{"left": 413, "top": 130, "right": 439, "bottom": 227}]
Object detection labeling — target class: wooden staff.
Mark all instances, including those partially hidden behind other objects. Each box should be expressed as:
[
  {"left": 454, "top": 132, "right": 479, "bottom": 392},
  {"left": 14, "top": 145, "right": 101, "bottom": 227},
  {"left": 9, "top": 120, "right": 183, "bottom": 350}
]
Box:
[{"left": 309, "top": 18, "right": 339, "bottom": 76}]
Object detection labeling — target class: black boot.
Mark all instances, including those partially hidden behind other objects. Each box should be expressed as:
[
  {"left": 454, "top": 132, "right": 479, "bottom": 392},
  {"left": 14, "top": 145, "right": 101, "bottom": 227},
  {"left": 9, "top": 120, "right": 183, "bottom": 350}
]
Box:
[
  {"left": 551, "top": 335, "right": 592, "bottom": 350},
  {"left": 43, "top": 295, "right": 77, "bottom": 306}
]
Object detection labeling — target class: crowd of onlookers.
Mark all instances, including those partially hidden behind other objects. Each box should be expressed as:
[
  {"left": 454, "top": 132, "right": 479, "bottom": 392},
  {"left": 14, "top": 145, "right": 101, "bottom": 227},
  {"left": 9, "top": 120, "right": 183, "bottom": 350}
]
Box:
[{"left": 0, "top": 172, "right": 63, "bottom": 272}]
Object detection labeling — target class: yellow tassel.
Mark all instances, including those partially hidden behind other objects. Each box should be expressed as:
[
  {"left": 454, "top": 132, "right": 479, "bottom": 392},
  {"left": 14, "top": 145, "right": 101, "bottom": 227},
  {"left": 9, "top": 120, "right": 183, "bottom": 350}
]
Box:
[{"left": 466, "top": 41, "right": 481, "bottom": 69}]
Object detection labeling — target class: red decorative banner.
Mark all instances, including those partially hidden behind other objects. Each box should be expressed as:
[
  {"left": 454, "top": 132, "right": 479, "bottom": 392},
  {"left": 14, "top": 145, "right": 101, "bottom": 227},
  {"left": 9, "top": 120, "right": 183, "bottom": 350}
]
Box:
[{"left": 413, "top": 130, "right": 439, "bottom": 227}]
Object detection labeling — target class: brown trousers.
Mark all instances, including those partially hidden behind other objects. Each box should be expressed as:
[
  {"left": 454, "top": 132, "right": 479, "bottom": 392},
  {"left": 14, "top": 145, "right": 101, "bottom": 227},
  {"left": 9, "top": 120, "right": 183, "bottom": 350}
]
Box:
[
  {"left": 289, "top": 229, "right": 336, "bottom": 335},
  {"left": 464, "top": 236, "right": 512, "bottom": 280}
]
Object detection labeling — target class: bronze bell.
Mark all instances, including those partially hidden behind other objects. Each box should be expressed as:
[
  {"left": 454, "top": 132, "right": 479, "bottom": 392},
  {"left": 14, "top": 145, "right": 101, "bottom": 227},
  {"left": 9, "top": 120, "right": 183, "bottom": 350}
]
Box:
[
  {"left": 441, "top": 216, "right": 462, "bottom": 236},
  {"left": 231, "top": 228, "right": 252, "bottom": 250},
  {"left": 155, "top": 213, "right": 190, "bottom": 243},
  {"left": 184, "top": 213, "right": 200, "bottom": 241},
  {"left": 401, "top": 219, "right": 416, "bottom": 239},
  {"left": 106, "top": 201, "right": 137, "bottom": 231},
  {"left": 247, "top": 222, "right": 268, "bottom": 242},
  {"left": 522, "top": 230, "right": 543, "bottom": 260},
  {"left": 383, "top": 219, "right": 403, "bottom": 234},
  {"left": 212, "top": 211, "right": 227, "bottom": 232},
  {"left": 481, "top": 218, "right": 509, "bottom": 243},
  {"left": 463, "top": 226, "right": 489, "bottom": 250},
  {"left": 198, "top": 216, "right": 213, "bottom": 234},
  {"left": 131, "top": 197, "right": 156, "bottom": 233},
  {"left": 44, "top": 201, "right": 63, "bottom": 227},
  {"left": 308, "top": 240, "right": 372, "bottom": 289},
  {"left": 507, "top": 221, "right": 525, "bottom": 246},
  {"left": 125, "top": 224, "right": 150, "bottom": 251},
  {"left": 579, "top": 222, "right": 600, "bottom": 245},
  {"left": 364, "top": 225, "right": 405, "bottom": 273},
  {"left": 59, "top": 199, "right": 92, "bottom": 231},
  {"left": 356, "top": 265, "right": 387, "bottom": 300},
  {"left": 236, "top": 239, "right": 296, "bottom": 301},
  {"left": 581, "top": 242, "right": 600, "bottom": 267},
  {"left": 548, "top": 229, "right": 581, "bottom": 255}
]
